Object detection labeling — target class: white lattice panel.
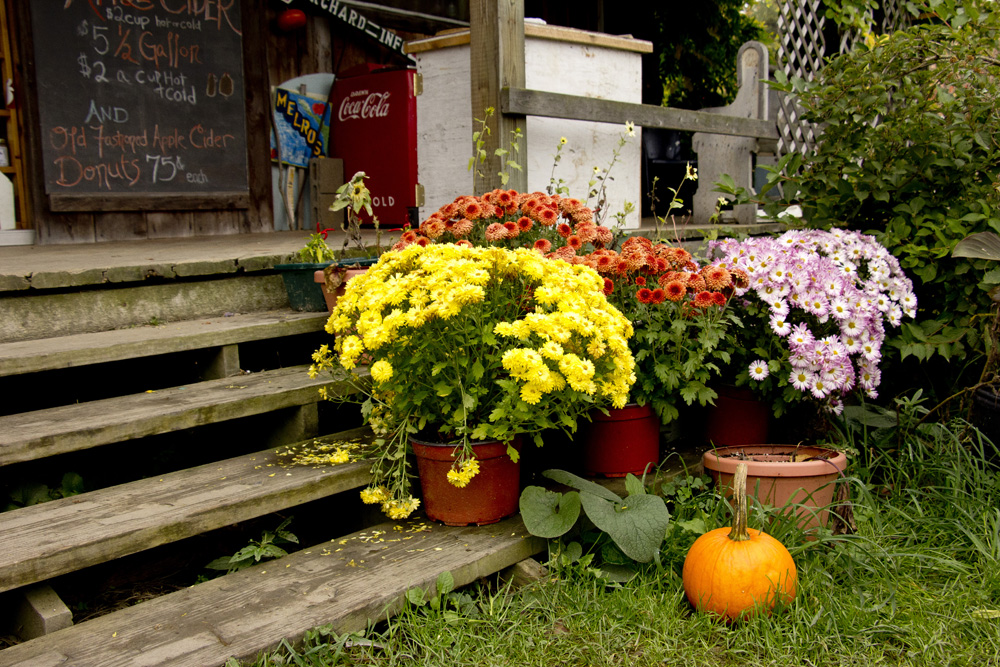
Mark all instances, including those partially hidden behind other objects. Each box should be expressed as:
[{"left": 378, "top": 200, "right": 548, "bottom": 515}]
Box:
[{"left": 775, "top": 0, "right": 915, "bottom": 157}]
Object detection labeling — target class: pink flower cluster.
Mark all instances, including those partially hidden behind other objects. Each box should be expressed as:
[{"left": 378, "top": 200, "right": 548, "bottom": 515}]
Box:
[{"left": 709, "top": 229, "right": 916, "bottom": 412}]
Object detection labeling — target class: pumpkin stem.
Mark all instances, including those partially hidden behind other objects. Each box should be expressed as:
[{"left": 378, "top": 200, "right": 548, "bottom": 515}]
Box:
[{"left": 728, "top": 462, "right": 751, "bottom": 542}]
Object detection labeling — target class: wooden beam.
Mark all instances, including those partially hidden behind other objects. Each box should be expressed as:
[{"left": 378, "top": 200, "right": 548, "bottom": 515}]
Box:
[
  {"left": 469, "top": 0, "right": 527, "bottom": 194},
  {"left": 502, "top": 87, "right": 780, "bottom": 140}
]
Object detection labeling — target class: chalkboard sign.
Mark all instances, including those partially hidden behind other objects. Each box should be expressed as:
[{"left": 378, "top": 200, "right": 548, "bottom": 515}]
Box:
[{"left": 29, "top": 0, "right": 249, "bottom": 207}]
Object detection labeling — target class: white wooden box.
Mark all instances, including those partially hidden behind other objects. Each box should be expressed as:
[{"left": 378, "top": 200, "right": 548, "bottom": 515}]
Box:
[{"left": 406, "top": 22, "right": 651, "bottom": 228}]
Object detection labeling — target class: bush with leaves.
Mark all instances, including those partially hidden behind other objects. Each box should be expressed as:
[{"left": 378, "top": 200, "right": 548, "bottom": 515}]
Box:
[{"left": 734, "top": 6, "right": 1000, "bottom": 401}]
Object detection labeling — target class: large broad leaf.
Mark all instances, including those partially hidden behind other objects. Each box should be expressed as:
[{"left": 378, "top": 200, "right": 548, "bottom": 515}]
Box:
[
  {"left": 579, "top": 493, "right": 670, "bottom": 563},
  {"left": 519, "top": 486, "right": 581, "bottom": 538},
  {"left": 952, "top": 232, "right": 1000, "bottom": 261},
  {"left": 542, "top": 469, "right": 621, "bottom": 502}
]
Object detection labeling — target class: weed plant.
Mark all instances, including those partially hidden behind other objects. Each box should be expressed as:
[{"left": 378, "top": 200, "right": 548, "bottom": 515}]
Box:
[{"left": 236, "top": 396, "right": 1000, "bottom": 667}]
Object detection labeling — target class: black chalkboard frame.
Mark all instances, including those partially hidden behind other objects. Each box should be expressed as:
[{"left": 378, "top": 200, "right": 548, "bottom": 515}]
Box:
[{"left": 25, "top": 0, "right": 254, "bottom": 214}]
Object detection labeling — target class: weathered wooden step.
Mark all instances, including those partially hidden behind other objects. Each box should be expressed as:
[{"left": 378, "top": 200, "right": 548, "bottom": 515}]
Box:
[
  {"left": 0, "top": 365, "right": 330, "bottom": 466},
  {"left": 0, "top": 310, "right": 329, "bottom": 377},
  {"left": 0, "top": 428, "right": 373, "bottom": 595},
  {"left": 0, "top": 516, "right": 544, "bottom": 667}
]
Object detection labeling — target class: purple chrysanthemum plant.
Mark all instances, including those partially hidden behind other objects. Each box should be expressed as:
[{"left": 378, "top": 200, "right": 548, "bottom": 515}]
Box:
[{"left": 708, "top": 229, "right": 917, "bottom": 416}]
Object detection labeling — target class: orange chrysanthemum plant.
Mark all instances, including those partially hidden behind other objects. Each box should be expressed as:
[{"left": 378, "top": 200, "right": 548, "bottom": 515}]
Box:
[
  {"left": 576, "top": 236, "right": 746, "bottom": 424},
  {"left": 392, "top": 189, "right": 615, "bottom": 259}
]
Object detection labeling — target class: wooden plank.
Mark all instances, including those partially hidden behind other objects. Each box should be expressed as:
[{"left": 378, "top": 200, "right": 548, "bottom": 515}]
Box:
[
  {"left": 502, "top": 87, "right": 780, "bottom": 140},
  {"left": 47, "top": 193, "right": 252, "bottom": 213},
  {"left": 242, "top": 0, "right": 275, "bottom": 234},
  {"left": 405, "top": 22, "right": 653, "bottom": 54},
  {"left": 0, "top": 310, "right": 329, "bottom": 377},
  {"left": 0, "top": 429, "right": 374, "bottom": 594},
  {"left": 0, "top": 365, "right": 333, "bottom": 466},
  {"left": 0, "top": 516, "right": 544, "bottom": 667},
  {"left": 146, "top": 211, "right": 194, "bottom": 239},
  {"left": 469, "top": 0, "right": 527, "bottom": 194},
  {"left": 94, "top": 211, "right": 147, "bottom": 243}
]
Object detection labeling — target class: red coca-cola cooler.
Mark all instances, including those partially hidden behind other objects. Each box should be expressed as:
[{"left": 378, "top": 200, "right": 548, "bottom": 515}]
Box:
[{"left": 329, "top": 66, "right": 419, "bottom": 228}]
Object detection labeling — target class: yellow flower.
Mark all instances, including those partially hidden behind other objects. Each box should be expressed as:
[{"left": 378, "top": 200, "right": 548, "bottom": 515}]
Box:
[
  {"left": 371, "top": 360, "right": 394, "bottom": 383},
  {"left": 446, "top": 458, "right": 480, "bottom": 488},
  {"left": 360, "top": 486, "right": 390, "bottom": 505},
  {"left": 382, "top": 496, "right": 421, "bottom": 519}
]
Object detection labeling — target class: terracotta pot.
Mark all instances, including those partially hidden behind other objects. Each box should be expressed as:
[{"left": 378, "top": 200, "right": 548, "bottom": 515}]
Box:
[
  {"left": 702, "top": 444, "right": 847, "bottom": 532},
  {"left": 580, "top": 403, "right": 659, "bottom": 477},
  {"left": 411, "top": 437, "right": 522, "bottom": 526},
  {"left": 705, "top": 385, "right": 769, "bottom": 447},
  {"left": 314, "top": 267, "right": 368, "bottom": 312}
]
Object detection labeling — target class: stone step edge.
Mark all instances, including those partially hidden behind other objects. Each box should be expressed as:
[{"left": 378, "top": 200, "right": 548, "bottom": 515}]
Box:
[
  {"left": 0, "top": 427, "right": 375, "bottom": 595},
  {"left": 0, "top": 364, "right": 340, "bottom": 466},
  {"left": 0, "top": 309, "right": 330, "bottom": 378},
  {"left": 0, "top": 516, "right": 544, "bottom": 667}
]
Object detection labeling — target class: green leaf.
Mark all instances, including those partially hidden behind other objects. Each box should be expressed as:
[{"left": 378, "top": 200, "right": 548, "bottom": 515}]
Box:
[
  {"left": 406, "top": 588, "right": 427, "bottom": 606},
  {"left": 434, "top": 382, "right": 454, "bottom": 397},
  {"left": 578, "top": 493, "right": 670, "bottom": 563},
  {"left": 542, "top": 469, "right": 621, "bottom": 502},
  {"left": 519, "top": 486, "right": 581, "bottom": 538},
  {"left": 436, "top": 570, "right": 455, "bottom": 596},
  {"left": 623, "top": 474, "right": 646, "bottom": 497}
]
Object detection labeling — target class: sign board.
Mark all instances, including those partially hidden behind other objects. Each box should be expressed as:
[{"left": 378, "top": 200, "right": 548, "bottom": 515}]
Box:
[{"left": 28, "top": 0, "right": 249, "bottom": 209}]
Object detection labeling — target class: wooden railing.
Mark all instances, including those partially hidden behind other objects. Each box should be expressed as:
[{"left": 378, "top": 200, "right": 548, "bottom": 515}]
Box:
[{"left": 470, "top": 1, "right": 776, "bottom": 225}]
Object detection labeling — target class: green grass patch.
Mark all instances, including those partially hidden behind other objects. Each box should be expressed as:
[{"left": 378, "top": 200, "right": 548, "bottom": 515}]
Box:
[{"left": 234, "top": 403, "right": 1000, "bottom": 667}]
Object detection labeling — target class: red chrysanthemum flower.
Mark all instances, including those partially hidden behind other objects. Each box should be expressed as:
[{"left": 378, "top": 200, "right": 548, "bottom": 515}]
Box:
[
  {"left": 702, "top": 265, "right": 732, "bottom": 290},
  {"left": 415, "top": 236, "right": 432, "bottom": 247},
  {"left": 712, "top": 291, "right": 728, "bottom": 306},
  {"left": 603, "top": 278, "right": 614, "bottom": 296},
  {"left": 693, "top": 291, "right": 715, "bottom": 308},
  {"left": 401, "top": 230, "right": 418, "bottom": 243},
  {"left": 664, "top": 280, "right": 686, "bottom": 302},
  {"left": 731, "top": 267, "right": 750, "bottom": 289},
  {"left": 594, "top": 226, "right": 613, "bottom": 246},
  {"left": 533, "top": 238, "right": 552, "bottom": 253},
  {"left": 455, "top": 239, "right": 473, "bottom": 248},
  {"left": 635, "top": 276, "right": 647, "bottom": 286},
  {"left": 539, "top": 207, "right": 559, "bottom": 225},
  {"left": 503, "top": 220, "right": 519, "bottom": 237},
  {"left": 637, "top": 288, "right": 654, "bottom": 304},
  {"left": 595, "top": 254, "right": 615, "bottom": 272},
  {"left": 485, "top": 222, "right": 507, "bottom": 241},
  {"left": 650, "top": 288, "right": 666, "bottom": 304},
  {"left": 566, "top": 235, "right": 583, "bottom": 250},
  {"left": 463, "top": 201, "right": 482, "bottom": 219},
  {"left": 451, "top": 219, "right": 474, "bottom": 238},
  {"left": 517, "top": 216, "right": 533, "bottom": 232},
  {"left": 556, "top": 223, "right": 573, "bottom": 238}
]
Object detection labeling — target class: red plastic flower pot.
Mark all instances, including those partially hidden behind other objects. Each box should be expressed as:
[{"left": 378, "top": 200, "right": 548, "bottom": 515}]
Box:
[
  {"left": 580, "top": 403, "right": 660, "bottom": 477},
  {"left": 705, "top": 385, "right": 770, "bottom": 447},
  {"left": 411, "top": 437, "right": 522, "bottom": 526}
]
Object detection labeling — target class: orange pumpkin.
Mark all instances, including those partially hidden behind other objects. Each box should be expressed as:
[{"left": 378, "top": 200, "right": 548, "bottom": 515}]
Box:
[{"left": 682, "top": 462, "right": 797, "bottom": 621}]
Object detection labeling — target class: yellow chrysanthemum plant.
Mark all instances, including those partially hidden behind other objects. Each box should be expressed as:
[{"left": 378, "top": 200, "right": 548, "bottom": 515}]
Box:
[{"left": 310, "top": 243, "right": 636, "bottom": 520}]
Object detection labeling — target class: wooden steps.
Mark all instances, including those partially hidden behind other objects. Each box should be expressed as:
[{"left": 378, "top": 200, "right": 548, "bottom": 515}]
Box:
[
  {"left": 0, "top": 364, "right": 332, "bottom": 466},
  {"left": 0, "top": 310, "right": 328, "bottom": 377},
  {"left": 0, "top": 428, "right": 374, "bottom": 594},
  {"left": 0, "top": 516, "right": 543, "bottom": 667}
]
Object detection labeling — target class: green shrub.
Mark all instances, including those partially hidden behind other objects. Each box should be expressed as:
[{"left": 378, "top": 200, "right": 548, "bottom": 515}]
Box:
[{"left": 745, "top": 6, "right": 1000, "bottom": 399}]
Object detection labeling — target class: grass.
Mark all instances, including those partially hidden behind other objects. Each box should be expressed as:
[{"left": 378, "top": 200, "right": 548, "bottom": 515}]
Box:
[{"left": 235, "top": 400, "right": 1000, "bottom": 667}]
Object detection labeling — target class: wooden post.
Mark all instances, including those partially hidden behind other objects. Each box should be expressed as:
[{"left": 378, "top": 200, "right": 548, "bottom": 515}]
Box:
[{"left": 469, "top": 0, "right": 527, "bottom": 195}]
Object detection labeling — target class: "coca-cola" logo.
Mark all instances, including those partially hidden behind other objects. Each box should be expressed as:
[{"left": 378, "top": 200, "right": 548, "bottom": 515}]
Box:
[{"left": 338, "top": 92, "right": 391, "bottom": 121}]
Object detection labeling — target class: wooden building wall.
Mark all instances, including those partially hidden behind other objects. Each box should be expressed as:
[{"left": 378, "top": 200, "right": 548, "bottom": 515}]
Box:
[{"left": 9, "top": 0, "right": 425, "bottom": 244}]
